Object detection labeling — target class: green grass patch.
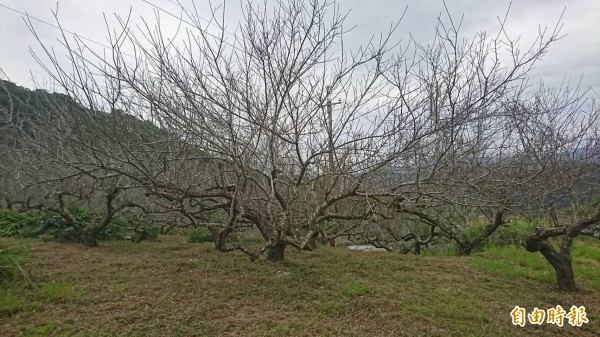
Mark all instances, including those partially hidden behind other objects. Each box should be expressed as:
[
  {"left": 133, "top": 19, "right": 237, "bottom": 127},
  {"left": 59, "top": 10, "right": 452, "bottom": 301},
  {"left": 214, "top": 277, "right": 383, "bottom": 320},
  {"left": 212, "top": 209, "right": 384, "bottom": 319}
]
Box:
[
  {"left": 0, "top": 286, "right": 39, "bottom": 318},
  {"left": 272, "top": 322, "right": 296, "bottom": 336},
  {"left": 0, "top": 235, "right": 598, "bottom": 336},
  {"left": 340, "top": 280, "right": 370, "bottom": 297},
  {"left": 465, "top": 220, "right": 538, "bottom": 250},
  {"left": 0, "top": 287, "right": 25, "bottom": 316},
  {"left": 572, "top": 238, "right": 600, "bottom": 260},
  {"left": 20, "top": 322, "right": 56, "bottom": 337},
  {"left": 237, "top": 233, "right": 264, "bottom": 245},
  {"left": 472, "top": 240, "right": 600, "bottom": 290},
  {"left": 19, "top": 322, "right": 103, "bottom": 337},
  {"left": 42, "top": 280, "right": 76, "bottom": 301},
  {"left": 0, "top": 243, "right": 31, "bottom": 283},
  {"left": 572, "top": 239, "right": 600, "bottom": 290}
]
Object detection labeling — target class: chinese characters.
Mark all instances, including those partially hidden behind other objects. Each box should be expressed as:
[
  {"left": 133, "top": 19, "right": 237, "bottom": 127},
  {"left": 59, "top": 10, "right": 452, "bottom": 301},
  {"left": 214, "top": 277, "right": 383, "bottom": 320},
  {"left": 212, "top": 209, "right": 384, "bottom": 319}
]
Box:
[{"left": 511, "top": 305, "right": 588, "bottom": 327}]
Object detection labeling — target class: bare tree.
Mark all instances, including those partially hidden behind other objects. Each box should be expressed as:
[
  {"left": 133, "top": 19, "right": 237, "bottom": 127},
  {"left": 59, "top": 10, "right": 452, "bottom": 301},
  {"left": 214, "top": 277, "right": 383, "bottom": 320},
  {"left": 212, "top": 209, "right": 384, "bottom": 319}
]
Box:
[
  {"left": 16, "top": 0, "right": 598, "bottom": 264},
  {"left": 338, "top": 5, "right": 593, "bottom": 257},
  {"left": 518, "top": 92, "right": 600, "bottom": 292},
  {"left": 23, "top": 0, "right": 406, "bottom": 260}
]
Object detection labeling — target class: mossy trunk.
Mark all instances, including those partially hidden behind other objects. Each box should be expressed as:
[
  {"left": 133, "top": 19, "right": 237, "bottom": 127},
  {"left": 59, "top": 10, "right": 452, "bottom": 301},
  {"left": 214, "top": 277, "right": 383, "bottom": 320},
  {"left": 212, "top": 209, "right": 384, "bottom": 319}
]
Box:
[{"left": 267, "top": 242, "right": 287, "bottom": 262}]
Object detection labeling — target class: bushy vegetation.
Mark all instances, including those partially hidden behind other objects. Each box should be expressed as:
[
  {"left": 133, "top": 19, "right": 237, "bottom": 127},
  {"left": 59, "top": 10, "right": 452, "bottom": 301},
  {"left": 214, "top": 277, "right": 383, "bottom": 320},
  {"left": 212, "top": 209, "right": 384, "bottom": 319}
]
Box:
[
  {"left": 0, "top": 206, "right": 129, "bottom": 242},
  {"left": 0, "top": 209, "right": 36, "bottom": 237},
  {"left": 128, "top": 225, "right": 160, "bottom": 243},
  {"left": 0, "top": 243, "right": 30, "bottom": 284},
  {"left": 187, "top": 227, "right": 213, "bottom": 243}
]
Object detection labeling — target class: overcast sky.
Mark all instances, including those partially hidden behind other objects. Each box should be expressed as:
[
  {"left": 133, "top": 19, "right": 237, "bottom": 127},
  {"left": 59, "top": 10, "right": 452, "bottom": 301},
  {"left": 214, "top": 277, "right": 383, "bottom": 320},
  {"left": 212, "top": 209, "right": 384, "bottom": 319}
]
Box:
[{"left": 1, "top": 0, "right": 599, "bottom": 93}]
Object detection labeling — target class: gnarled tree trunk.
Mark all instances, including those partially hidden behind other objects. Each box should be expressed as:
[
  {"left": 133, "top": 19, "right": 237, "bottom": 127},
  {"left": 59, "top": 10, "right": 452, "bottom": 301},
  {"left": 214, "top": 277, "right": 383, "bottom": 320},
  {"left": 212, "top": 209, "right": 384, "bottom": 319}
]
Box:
[
  {"left": 524, "top": 230, "right": 577, "bottom": 291},
  {"left": 538, "top": 241, "right": 576, "bottom": 291},
  {"left": 523, "top": 211, "right": 600, "bottom": 292},
  {"left": 267, "top": 242, "right": 287, "bottom": 262}
]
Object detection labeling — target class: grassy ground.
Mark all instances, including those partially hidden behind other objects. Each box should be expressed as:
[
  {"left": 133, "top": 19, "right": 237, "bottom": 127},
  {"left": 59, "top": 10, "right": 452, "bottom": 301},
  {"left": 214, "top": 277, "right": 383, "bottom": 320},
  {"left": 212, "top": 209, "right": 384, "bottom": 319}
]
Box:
[{"left": 0, "top": 236, "right": 599, "bottom": 337}]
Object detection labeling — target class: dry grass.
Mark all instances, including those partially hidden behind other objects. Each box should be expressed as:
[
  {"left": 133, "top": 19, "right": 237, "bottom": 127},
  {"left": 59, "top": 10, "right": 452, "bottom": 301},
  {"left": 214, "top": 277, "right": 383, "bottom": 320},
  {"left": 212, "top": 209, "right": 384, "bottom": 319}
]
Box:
[{"left": 1, "top": 235, "right": 599, "bottom": 336}]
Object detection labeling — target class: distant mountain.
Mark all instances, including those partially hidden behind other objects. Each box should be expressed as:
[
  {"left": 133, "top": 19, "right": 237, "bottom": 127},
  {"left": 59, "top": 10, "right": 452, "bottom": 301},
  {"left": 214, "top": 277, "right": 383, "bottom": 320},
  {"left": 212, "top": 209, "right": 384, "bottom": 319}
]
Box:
[
  {"left": 0, "top": 80, "right": 81, "bottom": 143},
  {"left": 0, "top": 80, "right": 77, "bottom": 115},
  {"left": 0, "top": 80, "right": 167, "bottom": 146}
]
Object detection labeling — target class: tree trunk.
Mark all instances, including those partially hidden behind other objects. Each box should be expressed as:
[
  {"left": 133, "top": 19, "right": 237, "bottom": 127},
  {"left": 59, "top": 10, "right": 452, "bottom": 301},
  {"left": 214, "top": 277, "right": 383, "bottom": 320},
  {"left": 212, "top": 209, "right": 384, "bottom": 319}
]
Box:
[
  {"left": 537, "top": 241, "right": 577, "bottom": 291},
  {"left": 524, "top": 236, "right": 577, "bottom": 292},
  {"left": 267, "top": 242, "right": 286, "bottom": 262},
  {"left": 79, "top": 230, "right": 99, "bottom": 247},
  {"left": 457, "top": 244, "right": 470, "bottom": 256},
  {"left": 213, "top": 226, "right": 231, "bottom": 251},
  {"left": 414, "top": 242, "right": 421, "bottom": 255}
]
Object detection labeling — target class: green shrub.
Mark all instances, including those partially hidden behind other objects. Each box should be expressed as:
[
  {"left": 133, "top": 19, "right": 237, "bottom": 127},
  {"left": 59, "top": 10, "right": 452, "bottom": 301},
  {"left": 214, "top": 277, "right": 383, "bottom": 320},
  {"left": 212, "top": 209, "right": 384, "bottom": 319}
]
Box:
[
  {"left": 23, "top": 214, "right": 72, "bottom": 240},
  {"left": 464, "top": 223, "right": 485, "bottom": 241},
  {"left": 64, "top": 204, "right": 126, "bottom": 241},
  {"left": 137, "top": 226, "right": 160, "bottom": 241},
  {"left": 187, "top": 228, "right": 213, "bottom": 243},
  {"left": 0, "top": 209, "right": 34, "bottom": 237},
  {"left": 98, "top": 217, "right": 128, "bottom": 241},
  {"left": 0, "top": 207, "right": 128, "bottom": 242},
  {"left": 492, "top": 220, "right": 538, "bottom": 246},
  {"left": 0, "top": 243, "right": 30, "bottom": 283},
  {"left": 26, "top": 213, "right": 127, "bottom": 242}
]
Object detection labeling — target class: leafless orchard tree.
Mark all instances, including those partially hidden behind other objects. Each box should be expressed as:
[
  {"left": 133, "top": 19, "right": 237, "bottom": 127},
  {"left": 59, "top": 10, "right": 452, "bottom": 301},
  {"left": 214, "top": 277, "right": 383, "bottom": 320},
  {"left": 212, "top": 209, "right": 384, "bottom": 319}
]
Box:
[
  {"left": 12, "top": 0, "right": 598, "bottom": 264},
  {"left": 107, "top": 0, "right": 413, "bottom": 261},
  {"left": 331, "top": 5, "right": 599, "bottom": 259},
  {"left": 358, "top": 87, "right": 598, "bottom": 256},
  {"left": 518, "top": 91, "right": 600, "bottom": 291}
]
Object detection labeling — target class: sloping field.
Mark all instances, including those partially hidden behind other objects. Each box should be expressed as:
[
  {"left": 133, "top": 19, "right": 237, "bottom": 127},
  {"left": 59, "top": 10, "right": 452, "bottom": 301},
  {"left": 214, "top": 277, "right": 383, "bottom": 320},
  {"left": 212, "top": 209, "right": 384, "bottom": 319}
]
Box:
[{"left": 1, "top": 236, "right": 599, "bottom": 336}]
